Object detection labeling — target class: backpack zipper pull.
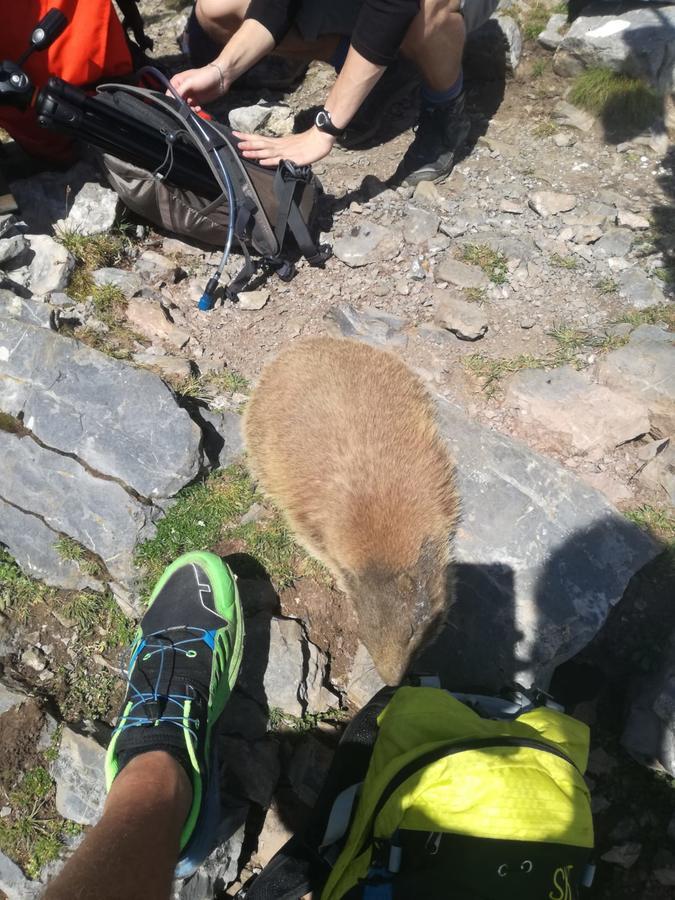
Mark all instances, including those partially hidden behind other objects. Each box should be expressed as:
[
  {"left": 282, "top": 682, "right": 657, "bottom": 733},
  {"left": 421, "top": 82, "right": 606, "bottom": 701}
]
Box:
[{"left": 425, "top": 832, "right": 442, "bottom": 855}]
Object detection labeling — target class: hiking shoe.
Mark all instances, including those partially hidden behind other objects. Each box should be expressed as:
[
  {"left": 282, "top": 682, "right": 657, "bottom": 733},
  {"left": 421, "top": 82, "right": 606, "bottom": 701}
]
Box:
[
  {"left": 401, "top": 92, "right": 471, "bottom": 185},
  {"left": 105, "top": 551, "right": 244, "bottom": 878},
  {"left": 340, "top": 59, "right": 420, "bottom": 149}
]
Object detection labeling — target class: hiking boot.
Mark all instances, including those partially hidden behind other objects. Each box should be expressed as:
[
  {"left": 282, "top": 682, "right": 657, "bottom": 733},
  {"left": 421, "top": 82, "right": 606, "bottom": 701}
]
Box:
[
  {"left": 340, "top": 59, "right": 421, "bottom": 149},
  {"left": 105, "top": 551, "right": 244, "bottom": 878},
  {"left": 401, "top": 92, "right": 471, "bottom": 186}
]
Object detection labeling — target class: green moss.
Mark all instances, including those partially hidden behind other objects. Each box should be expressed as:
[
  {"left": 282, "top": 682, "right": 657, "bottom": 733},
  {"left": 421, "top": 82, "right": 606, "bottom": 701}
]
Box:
[
  {"left": 569, "top": 68, "right": 662, "bottom": 134},
  {"left": 625, "top": 506, "right": 675, "bottom": 545},
  {"left": 0, "top": 411, "right": 22, "bottom": 434}
]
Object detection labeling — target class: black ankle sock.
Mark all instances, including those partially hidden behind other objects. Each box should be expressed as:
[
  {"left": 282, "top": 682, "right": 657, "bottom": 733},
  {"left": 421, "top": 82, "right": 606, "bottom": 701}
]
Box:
[{"left": 116, "top": 729, "right": 194, "bottom": 784}]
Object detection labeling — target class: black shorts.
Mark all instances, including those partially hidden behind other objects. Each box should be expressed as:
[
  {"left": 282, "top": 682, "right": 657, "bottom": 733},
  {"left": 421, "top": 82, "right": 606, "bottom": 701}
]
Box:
[{"left": 294, "top": 0, "right": 499, "bottom": 41}]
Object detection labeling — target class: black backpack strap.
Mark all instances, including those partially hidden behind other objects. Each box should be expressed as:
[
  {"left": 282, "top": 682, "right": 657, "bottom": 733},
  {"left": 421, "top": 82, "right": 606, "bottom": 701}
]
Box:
[
  {"left": 273, "top": 161, "right": 331, "bottom": 267},
  {"left": 115, "top": 0, "right": 154, "bottom": 53},
  {"left": 239, "top": 687, "right": 396, "bottom": 900}
]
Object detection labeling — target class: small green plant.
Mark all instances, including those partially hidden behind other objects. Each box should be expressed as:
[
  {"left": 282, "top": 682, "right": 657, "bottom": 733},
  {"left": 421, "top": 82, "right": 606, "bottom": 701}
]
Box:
[
  {"left": 462, "top": 244, "right": 508, "bottom": 284},
  {"left": 464, "top": 287, "right": 487, "bottom": 305},
  {"left": 522, "top": 2, "right": 551, "bottom": 40},
  {"left": 550, "top": 253, "right": 578, "bottom": 270},
  {"left": 90, "top": 283, "right": 127, "bottom": 327},
  {"left": 534, "top": 120, "right": 557, "bottom": 138},
  {"left": 464, "top": 353, "right": 543, "bottom": 397},
  {"left": 532, "top": 59, "right": 548, "bottom": 79},
  {"left": 0, "top": 766, "right": 80, "bottom": 879},
  {"left": 58, "top": 228, "right": 131, "bottom": 302},
  {"left": 548, "top": 326, "right": 627, "bottom": 366},
  {"left": 62, "top": 592, "right": 134, "bottom": 649},
  {"left": 616, "top": 305, "right": 675, "bottom": 329},
  {"left": 595, "top": 276, "right": 618, "bottom": 295},
  {"left": 60, "top": 663, "right": 123, "bottom": 722},
  {"left": 569, "top": 68, "right": 662, "bottom": 133},
  {"left": 173, "top": 369, "right": 250, "bottom": 399},
  {"left": 54, "top": 536, "right": 106, "bottom": 579},
  {"left": 625, "top": 506, "right": 675, "bottom": 544},
  {"left": 267, "top": 707, "right": 346, "bottom": 734},
  {"left": 0, "top": 549, "right": 55, "bottom": 619}
]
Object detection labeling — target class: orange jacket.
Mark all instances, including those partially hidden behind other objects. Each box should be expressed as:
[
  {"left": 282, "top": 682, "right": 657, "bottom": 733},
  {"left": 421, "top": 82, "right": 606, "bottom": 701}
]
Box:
[{"left": 1, "top": 0, "right": 133, "bottom": 160}]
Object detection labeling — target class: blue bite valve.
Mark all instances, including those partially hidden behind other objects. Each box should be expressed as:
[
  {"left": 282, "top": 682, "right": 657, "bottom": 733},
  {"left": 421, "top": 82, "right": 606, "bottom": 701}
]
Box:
[{"left": 197, "top": 276, "right": 219, "bottom": 311}]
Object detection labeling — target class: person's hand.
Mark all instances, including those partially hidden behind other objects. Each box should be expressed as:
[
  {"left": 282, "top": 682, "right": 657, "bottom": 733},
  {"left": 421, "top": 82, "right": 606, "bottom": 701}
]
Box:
[
  {"left": 170, "top": 64, "right": 228, "bottom": 109},
  {"left": 234, "top": 127, "right": 336, "bottom": 167}
]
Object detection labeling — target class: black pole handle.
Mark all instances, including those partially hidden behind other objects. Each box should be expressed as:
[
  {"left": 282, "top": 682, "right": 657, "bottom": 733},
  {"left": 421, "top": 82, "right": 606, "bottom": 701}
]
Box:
[{"left": 17, "top": 9, "right": 68, "bottom": 65}]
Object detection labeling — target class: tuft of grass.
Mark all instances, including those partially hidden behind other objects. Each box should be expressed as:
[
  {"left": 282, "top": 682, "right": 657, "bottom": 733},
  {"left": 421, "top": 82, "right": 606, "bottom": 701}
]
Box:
[
  {"left": 464, "top": 353, "right": 543, "bottom": 397},
  {"left": 58, "top": 230, "right": 130, "bottom": 303},
  {"left": 548, "top": 325, "right": 629, "bottom": 367},
  {"left": 0, "top": 548, "right": 56, "bottom": 619},
  {"left": 53, "top": 536, "right": 105, "bottom": 579},
  {"left": 534, "top": 120, "right": 557, "bottom": 138},
  {"left": 569, "top": 68, "right": 662, "bottom": 133},
  {"left": 550, "top": 253, "right": 578, "bottom": 270},
  {"left": 62, "top": 592, "right": 135, "bottom": 650},
  {"left": 654, "top": 267, "right": 674, "bottom": 285},
  {"left": 625, "top": 506, "right": 675, "bottom": 545},
  {"left": 90, "top": 283, "right": 127, "bottom": 327},
  {"left": 173, "top": 369, "right": 250, "bottom": 400},
  {"left": 465, "top": 287, "right": 487, "bottom": 305},
  {"left": 522, "top": 2, "right": 551, "bottom": 40},
  {"left": 135, "top": 464, "right": 313, "bottom": 594},
  {"left": 596, "top": 276, "right": 618, "bottom": 295},
  {"left": 462, "top": 244, "right": 508, "bottom": 284},
  {"left": 532, "top": 59, "right": 548, "bottom": 79},
  {"left": 0, "top": 766, "right": 81, "bottom": 880},
  {"left": 616, "top": 305, "right": 675, "bottom": 330}
]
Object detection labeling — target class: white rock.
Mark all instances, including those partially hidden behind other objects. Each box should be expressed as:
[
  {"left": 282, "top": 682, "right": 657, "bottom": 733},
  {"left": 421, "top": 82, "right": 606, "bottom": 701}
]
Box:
[
  {"left": 615, "top": 210, "right": 650, "bottom": 231},
  {"left": 528, "top": 191, "right": 578, "bottom": 217},
  {"left": 238, "top": 290, "right": 270, "bottom": 310},
  {"left": 434, "top": 289, "right": 488, "bottom": 341},
  {"left": 11, "top": 234, "right": 75, "bottom": 295},
  {"left": 51, "top": 728, "right": 106, "bottom": 826}
]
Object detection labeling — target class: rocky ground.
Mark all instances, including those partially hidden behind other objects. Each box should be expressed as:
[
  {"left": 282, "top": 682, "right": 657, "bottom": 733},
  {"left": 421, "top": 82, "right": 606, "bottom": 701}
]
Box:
[{"left": 1, "top": 1, "right": 674, "bottom": 898}]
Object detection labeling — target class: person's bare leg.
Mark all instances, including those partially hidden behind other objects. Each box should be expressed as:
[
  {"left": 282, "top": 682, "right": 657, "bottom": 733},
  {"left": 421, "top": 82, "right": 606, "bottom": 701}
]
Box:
[
  {"left": 196, "top": 0, "right": 339, "bottom": 61},
  {"left": 400, "top": 0, "right": 465, "bottom": 91},
  {"left": 44, "top": 752, "right": 191, "bottom": 900}
]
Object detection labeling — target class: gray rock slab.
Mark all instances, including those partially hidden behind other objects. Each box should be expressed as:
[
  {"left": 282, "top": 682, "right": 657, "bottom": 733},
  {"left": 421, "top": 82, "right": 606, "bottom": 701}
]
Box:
[
  {"left": 51, "top": 728, "right": 106, "bottom": 826},
  {"left": 135, "top": 250, "right": 179, "bottom": 282},
  {"left": 638, "top": 440, "right": 675, "bottom": 507},
  {"left": 551, "top": 100, "right": 595, "bottom": 133},
  {"left": 173, "top": 817, "right": 247, "bottom": 899},
  {"left": 0, "top": 499, "right": 98, "bottom": 591},
  {"left": 505, "top": 365, "right": 650, "bottom": 454},
  {"left": 333, "top": 221, "right": 397, "bottom": 267},
  {"left": 472, "top": 231, "right": 537, "bottom": 262},
  {"left": 0, "top": 430, "right": 154, "bottom": 586},
  {"left": 554, "top": 4, "right": 675, "bottom": 92},
  {"left": 9, "top": 234, "right": 75, "bottom": 296},
  {"left": 347, "top": 642, "right": 386, "bottom": 708},
  {"left": 0, "top": 681, "right": 26, "bottom": 715},
  {"left": 10, "top": 162, "right": 115, "bottom": 235},
  {"left": 464, "top": 14, "right": 523, "bottom": 78},
  {"left": 622, "top": 630, "right": 675, "bottom": 775},
  {"left": 228, "top": 102, "right": 273, "bottom": 133},
  {"left": 61, "top": 181, "right": 119, "bottom": 237},
  {"left": 434, "top": 255, "right": 489, "bottom": 289},
  {"left": 538, "top": 13, "right": 567, "bottom": 51},
  {"left": 529, "top": 191, "right": 577, "bottom": 217},
  {"left": 238, "top": 290, "right": 269, "bottom": 311},
  {"left": 596, "top": 325, "right": 675, "bottom": 435},
  {"left": 0, "top": 292, "right": 54, "bottom": 329},
  {"left": 0, "top": 318, "right": 202, "bottom": 500},
  {"left": 92, "top": 267, "right": 144, "bottom": 298},
  {"left": 133, "top": 351, "right": 193, "bottom": 379},
  {"left": 594, "top": 228, "right": 634, "bottom": 258},
  {"left": 325, "top": 302, "right": 408, "bottom": 348},
  {"left": 0, "top": 234, "right": 28, "bottom": 266},
  {"left": 417, "top": 398, "right": 659, "bottom": 691},
  {"left": 617, "top": 267, "right": 666, "bottom": 309},
  {"left": 0, "top": 850, "right": 40, "bottom": 899},
  {"left": 197, "top": 408, "right": 245, "bottom": 470},
  {"left": 403, "top": 206, "right": 440, "bottom": 243},
  {"left": 434, "top": 289, "right": 488, "bottom": 341}
]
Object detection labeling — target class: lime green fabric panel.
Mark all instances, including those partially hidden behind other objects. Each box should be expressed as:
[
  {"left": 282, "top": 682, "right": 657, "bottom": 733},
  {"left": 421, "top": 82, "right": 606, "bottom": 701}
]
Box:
[
  {"left": 375, "top": 749, "right": 593, "bottom": 848},
  {"left": 518, "top": 707, "right": 591, "bottom": 773},
  {"left": 321, "top": 688, "right": 592, "bottom": 900}
]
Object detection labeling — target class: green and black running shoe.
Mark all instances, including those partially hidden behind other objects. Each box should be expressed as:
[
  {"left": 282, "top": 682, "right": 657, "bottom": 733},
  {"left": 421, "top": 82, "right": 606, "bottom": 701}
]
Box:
[{"left": 105, "top": 551, "right": 244, "bottom": 877}]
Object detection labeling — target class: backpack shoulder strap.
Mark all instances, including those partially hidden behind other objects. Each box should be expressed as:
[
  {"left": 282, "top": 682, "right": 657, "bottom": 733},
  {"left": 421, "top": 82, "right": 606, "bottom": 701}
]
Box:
[{"left": 114, "top": 0, "right": 153, "bottom": 53}]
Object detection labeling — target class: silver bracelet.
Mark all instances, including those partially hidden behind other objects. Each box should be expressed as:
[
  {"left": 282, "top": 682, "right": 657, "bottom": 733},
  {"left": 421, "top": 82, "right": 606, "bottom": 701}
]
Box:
[{"left": 208, "top": 61, "right": 226, "bottom": 95}]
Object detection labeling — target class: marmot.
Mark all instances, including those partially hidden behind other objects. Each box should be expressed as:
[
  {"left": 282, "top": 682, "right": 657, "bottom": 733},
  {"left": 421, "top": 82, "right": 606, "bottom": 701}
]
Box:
[{"left": 243, "top": 337, "right": 459, "bottom": 684}]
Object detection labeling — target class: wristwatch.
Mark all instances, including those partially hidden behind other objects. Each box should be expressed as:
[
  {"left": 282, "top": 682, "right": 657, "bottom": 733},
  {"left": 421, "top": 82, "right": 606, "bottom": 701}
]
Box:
[{"left": 314, "top": 108, "right": 345, "bottom": 138}]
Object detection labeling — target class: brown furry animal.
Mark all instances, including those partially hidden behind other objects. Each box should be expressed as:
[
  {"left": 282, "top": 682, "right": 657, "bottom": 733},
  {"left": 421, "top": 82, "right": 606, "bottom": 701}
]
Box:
[{"left": 243, "top": 337, "right": 459, "bottom": 684}]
